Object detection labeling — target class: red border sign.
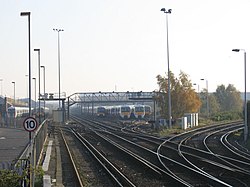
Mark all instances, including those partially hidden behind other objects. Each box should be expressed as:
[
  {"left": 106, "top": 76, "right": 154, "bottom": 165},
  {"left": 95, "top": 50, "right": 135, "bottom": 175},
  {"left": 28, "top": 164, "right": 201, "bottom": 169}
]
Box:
[{"left": 23, "top": 117, "right": 38, "bottom": 132}]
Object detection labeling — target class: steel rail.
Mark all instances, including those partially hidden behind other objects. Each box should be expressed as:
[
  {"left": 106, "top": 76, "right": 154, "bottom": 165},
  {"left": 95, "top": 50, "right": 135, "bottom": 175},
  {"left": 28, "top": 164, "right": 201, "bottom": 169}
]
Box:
[
  {"left": 222, "top": 127, "right": 250, "bottom": 160},
  {"left": 70, "top": 128, "right": 136, "bottom": 187},
  {"left": 156, "top": 123, "right": 244, "bottom": 187},
  {"left": 85, "top": 118, "right": 231, "bottom": 186},
  {"left": 71, "top": 115, "right": 245, "bottom": 186},
  {"left": 71, "top": 115, "right": 193, "bottom": 186},
  {"left": 203, "top": 124, "right": 250, "bottom": 173},
  {"left": 59, "top": 128, "right": 84, "bottom": 187}
]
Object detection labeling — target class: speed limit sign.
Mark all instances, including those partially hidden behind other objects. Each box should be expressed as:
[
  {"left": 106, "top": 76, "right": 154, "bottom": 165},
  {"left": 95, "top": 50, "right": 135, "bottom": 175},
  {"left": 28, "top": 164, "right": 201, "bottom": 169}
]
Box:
[{"left": 23, "top": 117, "right": 38, "bottom": 132}]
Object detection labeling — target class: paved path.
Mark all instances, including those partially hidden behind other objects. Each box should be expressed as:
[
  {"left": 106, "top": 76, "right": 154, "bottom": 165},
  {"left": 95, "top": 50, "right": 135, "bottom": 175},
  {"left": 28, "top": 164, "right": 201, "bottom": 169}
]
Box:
[{"left": 0, "top": 127, "right": 29, "bottom": 169}]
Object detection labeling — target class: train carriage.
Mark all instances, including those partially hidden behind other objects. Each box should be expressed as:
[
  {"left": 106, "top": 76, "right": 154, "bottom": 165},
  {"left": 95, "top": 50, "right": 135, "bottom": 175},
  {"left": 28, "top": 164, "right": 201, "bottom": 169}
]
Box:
[
  {"left": 144, "top": 105, "right": 152, "bottom": 116},
  {"left": 131, "top": 105, "right": 145, "bottom": 119},
  {"left": 96, "top": 106, "right": 106, "bottom": 117},
  {"left": 7, "top": 106, "right": 30, "bottom": 118},
  {"left": 119, "top": 105, "right": 132, "bottom": 119},
  {"left": 93, "top": 104, "right": 150, "bottom": 120}
]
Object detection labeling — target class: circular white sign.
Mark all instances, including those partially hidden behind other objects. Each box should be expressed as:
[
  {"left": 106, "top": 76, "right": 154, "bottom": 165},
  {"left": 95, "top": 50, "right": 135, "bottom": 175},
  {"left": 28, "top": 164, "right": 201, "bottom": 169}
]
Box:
[{"left": 23, "top": 117, "right": 38, "bottom": 132}]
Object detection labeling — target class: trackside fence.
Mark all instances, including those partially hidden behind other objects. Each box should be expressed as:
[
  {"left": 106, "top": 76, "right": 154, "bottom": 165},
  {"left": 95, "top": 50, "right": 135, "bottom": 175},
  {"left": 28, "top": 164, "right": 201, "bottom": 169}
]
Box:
[{"left": 15, "top": 119, "right": 49, "bottom": 187}]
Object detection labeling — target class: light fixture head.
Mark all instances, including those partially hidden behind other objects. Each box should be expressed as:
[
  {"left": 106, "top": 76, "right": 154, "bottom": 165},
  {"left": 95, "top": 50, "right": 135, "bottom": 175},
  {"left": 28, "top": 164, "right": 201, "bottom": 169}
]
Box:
[
  {"left": 53, "top": 28, "right": 64, "bottom": 32},
  {"left": 161, "top": 8, "right": 172, "bottom": 14},
  {"left": 232, "top": 49, "right": 240, "bottom": 52},
  {"left": 20, "top": 12, "right": 30, "bottom": 16}
]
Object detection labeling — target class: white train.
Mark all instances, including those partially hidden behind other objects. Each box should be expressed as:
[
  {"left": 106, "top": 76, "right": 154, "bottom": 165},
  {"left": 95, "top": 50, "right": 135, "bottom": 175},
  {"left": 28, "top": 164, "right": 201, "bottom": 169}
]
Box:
[
  {"left": 95, "top": 106, "right": 106, "bottom": 117},
  {"left": 7, "top": 106, "right": 30, "bottom": 118},
  {"left": 105, "top": 106, "right": 119, "bottom": 116},
  {"left": 119, "top": 105, "right": 132, "bottom": 119},
  {"left": 131, "top": 105, "right": 145, "bottom": 119},
  {"left": 92, "top": 104, "right": 151, "bottom": 120},
  {"left": 144, "top": 105, "right": 152, "bottom": 116},
  {"left": 7, "top": 106, "right": 50, "bottom": 118}
]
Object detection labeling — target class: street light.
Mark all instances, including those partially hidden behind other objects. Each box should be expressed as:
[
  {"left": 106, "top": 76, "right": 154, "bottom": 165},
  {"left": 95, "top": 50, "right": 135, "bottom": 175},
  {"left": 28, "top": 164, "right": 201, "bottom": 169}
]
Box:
[
  {"left": 193, "top": 83, "right": 200, "bottom": 113},
  {"left": 41, "top": 65, "right": 46, "bottom": 121},
  {"left": 12, "top": 81, "right": 16, "bottom": 128},
  {"left": 53, "top": 28, "right": 64, "bottom": 109},
  {"left": 12, "top": 82, "right": 15, "bottom": 105},
  {"left": 232, "top": 49, "right": 248, "bottom": 142},
  {"left": 20, "top": 12, "right": 32, "bottom": 119},
  {"left": 21, "top": 12, "right": 33, "bottom": 184},
  {"left": 32, "top": 78, "right": 36, "bottom": 115},
  {"left": 200, "top": 78, "right": 209, "bottom": 117},
  {"left": 193, "top": 83, "right": 200, "bottom": 93},
  {"left": 161, "top": 8, "right": 172, "bottom": 128},
  {"left": 34, "top": 49, "right": 41, "bottom": 124}
]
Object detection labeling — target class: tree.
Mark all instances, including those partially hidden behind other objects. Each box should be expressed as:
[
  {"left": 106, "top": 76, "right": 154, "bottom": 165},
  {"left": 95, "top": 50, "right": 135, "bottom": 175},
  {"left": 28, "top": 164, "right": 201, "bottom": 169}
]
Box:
[
  {"left": 199, "top": 88, "right": 208, "bottom": 115},
  {"left": 215, "top": 84, "right": 242, "bottom": 112},
  {"left": 198, "top": 84, "right": 243, "bottom": 121},
  {"left": 207, "top": 94, "right": 220, "bottom": 115},
  {"left": 199, "top": 88, "right": 220, "bottom": 116},
  {"left": 156, "top": 71, "right": 201, "bottom": 119}
]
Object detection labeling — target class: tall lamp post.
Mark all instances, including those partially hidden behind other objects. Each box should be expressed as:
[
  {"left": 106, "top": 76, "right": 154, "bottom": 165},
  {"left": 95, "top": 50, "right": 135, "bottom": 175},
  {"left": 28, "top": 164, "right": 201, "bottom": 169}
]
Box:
[
  {"left": 20, "top": 11, "right": 33, "bottom": 186},
  {"left": 20, "top": 12, "right": 31, "bottom": 119},
  {"left": 193, "top": 83, "right": 200, "bottom": 93},
  {"left": 34, "top": 49, "right": 41, "bottom": 124},
  {"left": 193, "top": 83, "right": 200, "bottom": 113},
  {"left": 41, "top": 65, "right": 46, "bottom": 121},
  {"left": 53, "top": 28, "right": 64, "bottom": 109},
  {"left": 12, "top": 81, "right": 16, "bottom": 128},
  {"left": 200, "top": 78, "right": 209, "bottom": 117},
  {"left": 12, "top": 82, "right": 15, "bottom": 105},
  {"left": 32, "top": 78, "right": 36, "bottom": 115},
  {"left": 232, "top": 49, "right": 248, "bottom": 142},
  {"left": 161, "top": 8, "right": 172, "bottom": 128}
]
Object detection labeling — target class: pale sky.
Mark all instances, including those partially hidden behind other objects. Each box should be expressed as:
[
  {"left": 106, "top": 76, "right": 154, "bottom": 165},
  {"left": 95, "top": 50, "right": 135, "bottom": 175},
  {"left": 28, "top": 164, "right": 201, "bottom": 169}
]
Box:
[{"left": 1, "top": 0, "right": 250, "bottom": 100}]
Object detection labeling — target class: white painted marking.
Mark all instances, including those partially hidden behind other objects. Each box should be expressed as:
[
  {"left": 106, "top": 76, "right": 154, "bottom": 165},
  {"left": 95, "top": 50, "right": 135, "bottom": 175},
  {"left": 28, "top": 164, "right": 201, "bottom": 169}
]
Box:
[
  {"left": 43, "top": 175, "right": 51, "bottom": 187},
  {"left": 42, "top": 140, "right": 53, "bottom": 171}
]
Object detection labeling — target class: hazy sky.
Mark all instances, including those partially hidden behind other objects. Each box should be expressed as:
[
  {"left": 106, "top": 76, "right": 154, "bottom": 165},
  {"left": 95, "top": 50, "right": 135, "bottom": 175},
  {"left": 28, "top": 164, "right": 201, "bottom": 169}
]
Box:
[{"left": 1, "top": 0, "right": 250, "bottom": 100}]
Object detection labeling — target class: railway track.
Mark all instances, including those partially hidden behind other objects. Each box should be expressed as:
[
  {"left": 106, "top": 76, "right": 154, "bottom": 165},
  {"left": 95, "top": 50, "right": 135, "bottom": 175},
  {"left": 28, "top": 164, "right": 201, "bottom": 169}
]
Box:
[
  {"left": 166, "top": 121, "right": 250, "bottom": 186},
  {"left": 222, "top": 127, "right": 250, "bottom": 159},
  {"left": 62, "top": 115, "right": 250, "bottom": 186},
  {"left": 57, "top": 128, "right": 85, "bottom": 186},
  {"left": 67, "top": 115, "right": 250, "bottom": 186},
  {"left": 70, "top": 116, "right": 189, "bottom": 186}
]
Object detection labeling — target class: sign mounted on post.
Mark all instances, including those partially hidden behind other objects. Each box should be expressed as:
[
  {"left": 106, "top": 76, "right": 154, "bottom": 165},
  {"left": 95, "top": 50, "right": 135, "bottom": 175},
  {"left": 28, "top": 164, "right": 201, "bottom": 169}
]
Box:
[{"left": 23, "top": 117, "right": 38, "bottom": 132}]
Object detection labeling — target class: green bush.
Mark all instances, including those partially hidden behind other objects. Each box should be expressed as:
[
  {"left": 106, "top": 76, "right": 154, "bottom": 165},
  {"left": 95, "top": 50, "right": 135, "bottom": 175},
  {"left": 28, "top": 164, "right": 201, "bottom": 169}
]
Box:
[
  {"left": 0, "top": 161, "right": 44, "bottom": 187},
  {"left": 211, "top": 111, "right": 242, "bottom": 121},
  {"left": 0, "top": 170, "right": 23, "bottom": 187},
  {"left": 34, "top": 166, "right": 44, "bottom": 187}
]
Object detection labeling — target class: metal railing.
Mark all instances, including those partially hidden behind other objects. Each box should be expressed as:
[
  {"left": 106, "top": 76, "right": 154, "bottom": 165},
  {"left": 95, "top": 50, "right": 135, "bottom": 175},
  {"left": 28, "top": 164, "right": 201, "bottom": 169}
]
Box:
[{"left": 14, "top": 119, "right": 48, "bottom": 187}]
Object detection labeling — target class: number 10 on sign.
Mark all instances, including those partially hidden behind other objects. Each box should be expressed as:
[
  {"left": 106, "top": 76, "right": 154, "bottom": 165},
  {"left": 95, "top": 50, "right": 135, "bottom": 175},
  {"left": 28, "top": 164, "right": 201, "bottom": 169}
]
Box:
[{"left": 23, "top": 117, "right": 38, "bottom": 132}]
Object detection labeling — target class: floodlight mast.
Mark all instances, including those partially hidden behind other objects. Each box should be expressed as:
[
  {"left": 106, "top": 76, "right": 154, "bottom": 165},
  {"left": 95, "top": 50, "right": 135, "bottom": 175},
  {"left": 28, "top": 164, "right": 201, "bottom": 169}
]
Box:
[
  {"left": 232, "top": 48, "right": 248, "bottom": 142},
  {"left": 161, "top": 8, "right": 172, "bottom": 128}
]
